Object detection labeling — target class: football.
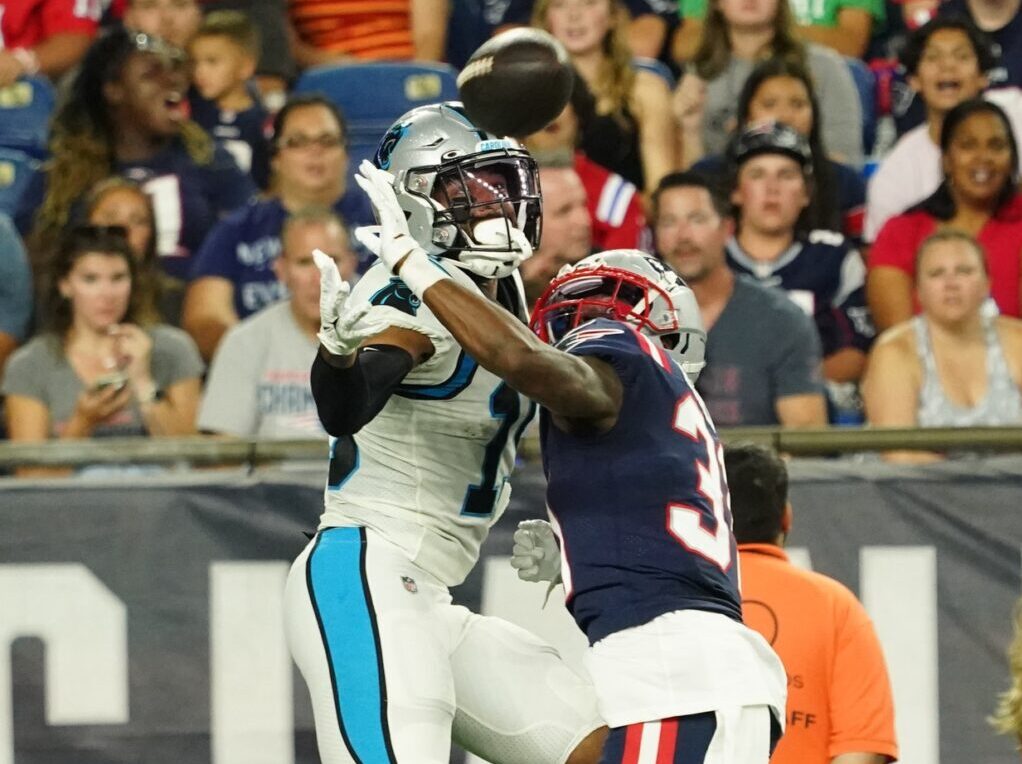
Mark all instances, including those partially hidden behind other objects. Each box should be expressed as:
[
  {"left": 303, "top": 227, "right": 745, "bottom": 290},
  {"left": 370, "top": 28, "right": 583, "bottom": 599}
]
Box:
[{"left": 457, "top": 28, "right": 574, "bottom": 139}]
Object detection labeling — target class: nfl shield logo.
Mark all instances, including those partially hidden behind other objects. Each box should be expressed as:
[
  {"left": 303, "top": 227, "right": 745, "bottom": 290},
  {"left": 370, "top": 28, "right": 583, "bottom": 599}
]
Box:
[{"left": 401, "top": 576, "right": 418, "bottom": 593}]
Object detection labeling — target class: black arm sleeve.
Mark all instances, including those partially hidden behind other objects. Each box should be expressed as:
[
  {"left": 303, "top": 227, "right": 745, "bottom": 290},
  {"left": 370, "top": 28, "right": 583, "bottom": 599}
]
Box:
[{"left": 311, "top": 344, "right": 415, "bottom": 436}]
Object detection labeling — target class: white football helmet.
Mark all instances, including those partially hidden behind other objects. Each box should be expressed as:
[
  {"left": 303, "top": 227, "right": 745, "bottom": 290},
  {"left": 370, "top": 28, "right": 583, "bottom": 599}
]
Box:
[
  {"left": 373, "top": 101, "right": 541, "bottom": 279},
  {"left": 530, "top": 250, "right": 707, "bottom": 380}
]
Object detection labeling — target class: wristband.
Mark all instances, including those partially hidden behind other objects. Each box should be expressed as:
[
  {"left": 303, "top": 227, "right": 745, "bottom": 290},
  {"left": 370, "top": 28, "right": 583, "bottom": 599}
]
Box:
[
  {"left": 11, "top": 48, "right": 40, "bottom": 76},
  {"left": 396, "top": 252, "right": 452, "bottom": 297}
]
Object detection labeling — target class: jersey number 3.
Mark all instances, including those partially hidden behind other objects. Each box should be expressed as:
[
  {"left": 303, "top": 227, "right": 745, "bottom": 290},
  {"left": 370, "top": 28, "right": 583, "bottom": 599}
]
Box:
[{"left": 667, "top": 395, "right": 733, "bottom": 571}]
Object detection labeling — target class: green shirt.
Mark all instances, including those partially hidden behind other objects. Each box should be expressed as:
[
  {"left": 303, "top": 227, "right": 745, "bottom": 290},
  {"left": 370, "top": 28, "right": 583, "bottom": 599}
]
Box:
[{"left": 679, "top": 0, "right": 882, "bottom": 26}]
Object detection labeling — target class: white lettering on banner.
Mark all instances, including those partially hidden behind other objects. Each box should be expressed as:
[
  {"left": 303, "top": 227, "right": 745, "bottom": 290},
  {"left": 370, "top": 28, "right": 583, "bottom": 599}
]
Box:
[
  {"left": 477, "top": 547, "right": 941, "bottom": 764},
  {"left": 862, "top": 546, "right": 940, "bottom": 764},
  {"left": 210, "top": 562, "right": 294, "bottom": 764},
  {"left": 0, "top": 564, "right": 129, "bottom": 764},
  {"left": 143, "top": 175, "right": 184, "bottom": 258}
]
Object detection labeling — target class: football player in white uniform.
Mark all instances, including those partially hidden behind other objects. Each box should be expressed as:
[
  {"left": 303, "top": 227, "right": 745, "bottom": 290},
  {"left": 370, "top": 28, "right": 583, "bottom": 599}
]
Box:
[{"left": 283, "top": 103, "right": 606, "bottom": 764}]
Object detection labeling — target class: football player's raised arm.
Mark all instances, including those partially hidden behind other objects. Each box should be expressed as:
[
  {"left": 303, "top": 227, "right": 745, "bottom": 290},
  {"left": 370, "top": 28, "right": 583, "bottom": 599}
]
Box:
[{"left": 421, "top": 279, "right": 623, "bottom": 429}]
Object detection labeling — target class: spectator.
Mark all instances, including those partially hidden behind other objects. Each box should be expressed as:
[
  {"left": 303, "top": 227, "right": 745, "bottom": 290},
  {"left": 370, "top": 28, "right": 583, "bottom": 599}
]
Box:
[
  {"left": 122, "top": 0, "right": 202, "bottom": 49},
  {"left": 675, "top": 0, "right": 863, "bottom": 166},
  {"left": 30, "top": 28, "right": 257, "bottom": 283},
  {"left": 519, "top": 156, "right": 593, "bottom": 304},
  {"left": 287, "top": 0, "right": 448, "bottom": 66},
  {"left": 652, "top": 170, "right": 827, "bottom": 426},
  {"left": 863, "top": 17, "right": 1022, "bottom": 242},
  {"left": 991, "top": 597, "right": 1022, "bottom": 752},
  {"left": 725, "top": 121, "right": 873, "bottom": 391},
  {"left": 532, "top": 0, "right": 678, "bottom": 193},
  {"left": 187, "top": 11, "right": 271, "bottom": 188},
  {"left": 723, "top": 442, "right": 899, "bottom": 764},
  {"left": 0, "top": 0, "right": 100, "bottom": 87},
  {"left": 673, "top": 0, "right": 881, "bottom": 59},
  {"left": 181, "top": 94, "right": 372, "bottom": 361},
  {"left": 198, "top": 207, "right": 355, "bottom": 438},
  {"left": 937, "top": 0, "right": 1022, "bottom": 90},
  {"left": 1, "top": 226, "right": 202, "bottom": 475},
  {"left": 863, "top": 230, "right": 1022, "bottom": 461},
  {"left": 524, "top": 70, "right": 647, "bottom": 251},
  {"left": 0, "top": 213, "right": 32, "bottom": 381},
  {"left": 867, "top": 98, "right": 1022, "bottom": 331},
  {"left": 692, "top": 57, "right": 866, "bottom": 241}
]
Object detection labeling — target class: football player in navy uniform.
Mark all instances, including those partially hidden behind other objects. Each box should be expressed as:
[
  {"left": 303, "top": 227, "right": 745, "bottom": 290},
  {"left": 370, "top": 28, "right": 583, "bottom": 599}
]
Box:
[
  {"left": 285, "top": 103, "right": 606, "bottom": 764},
  {"left": 349, "top": 155, "right": 787, "bottom": 762}
]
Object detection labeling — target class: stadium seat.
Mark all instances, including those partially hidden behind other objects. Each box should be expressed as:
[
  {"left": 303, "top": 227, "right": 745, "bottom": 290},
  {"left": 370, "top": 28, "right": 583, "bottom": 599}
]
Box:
[
  {"left": 0, "top": 76, "right": 56, "bottom": 159},
  {"left": 0, "top": 148, "right": 42, "bottom": 221},
  {"left": 292, "top": 62, "right": 460, "bottom": 174},
  {"left": 844, "top": 56, "right": 877, "bottom": 156},
  {"left": 632, "top": 56, "right": 677, "bottom": 89}
]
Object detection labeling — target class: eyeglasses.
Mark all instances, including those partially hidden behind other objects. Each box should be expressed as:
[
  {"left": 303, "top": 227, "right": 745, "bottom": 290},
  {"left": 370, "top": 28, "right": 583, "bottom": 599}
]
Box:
[
  {"left": 277, "top": 133, "right": 345, "bottom": 151},
  {"left": 127, "top": 30, "right": 187, "bottom": 65}
]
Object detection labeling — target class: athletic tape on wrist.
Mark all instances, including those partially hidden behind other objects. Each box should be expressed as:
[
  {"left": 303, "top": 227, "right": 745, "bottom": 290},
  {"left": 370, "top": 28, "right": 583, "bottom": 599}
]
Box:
[{"left": 397, "top": 253, "right": 451, "bottom": 297}]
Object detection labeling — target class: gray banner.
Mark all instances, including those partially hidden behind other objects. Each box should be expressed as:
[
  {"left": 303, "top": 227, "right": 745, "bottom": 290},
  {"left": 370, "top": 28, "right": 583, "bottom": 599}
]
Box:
[{"left": 1, "top": 457, "right": 1020, "bottom": 763}]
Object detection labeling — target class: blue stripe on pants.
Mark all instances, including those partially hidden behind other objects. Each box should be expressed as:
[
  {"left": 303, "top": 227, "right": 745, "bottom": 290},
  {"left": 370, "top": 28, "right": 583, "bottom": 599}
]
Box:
[{"left": 308, "top": 527, "right": 395, "bottom": 763}]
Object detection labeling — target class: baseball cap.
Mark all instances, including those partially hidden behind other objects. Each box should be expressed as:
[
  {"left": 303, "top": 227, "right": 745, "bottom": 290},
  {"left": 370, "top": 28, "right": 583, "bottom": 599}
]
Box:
[{"left": 728, "top": 120, "right": 813, "bottom": 171}]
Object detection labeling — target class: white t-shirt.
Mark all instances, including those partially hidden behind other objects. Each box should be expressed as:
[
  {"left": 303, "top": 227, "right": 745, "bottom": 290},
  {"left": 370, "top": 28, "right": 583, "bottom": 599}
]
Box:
[
  {"left": 865, "top": 87, "right": 1022, "bottom": 242},
  {"left": 319, "top": 262, "right": 536, "bottom": 587},
  {"left": 198, "top": 300, "right": 324, "bottom": 439}
]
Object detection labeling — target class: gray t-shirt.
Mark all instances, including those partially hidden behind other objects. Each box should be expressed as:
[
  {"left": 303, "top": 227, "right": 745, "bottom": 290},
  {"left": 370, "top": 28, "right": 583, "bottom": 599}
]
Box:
[
  {"left": 696, "top": 276, "right": 824, "bottom": 426},
  {"left": 1, "top": 325, "right": 204, "bottom": 437},
  {"left": 198, "top": 300, "right": 325, "bottom": 439},
  {"left": 701, "top": 44, "right": 863, "bottom": 165}
]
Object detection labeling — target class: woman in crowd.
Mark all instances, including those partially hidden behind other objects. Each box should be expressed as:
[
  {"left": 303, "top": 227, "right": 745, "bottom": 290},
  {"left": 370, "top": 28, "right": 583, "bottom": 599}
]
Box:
[
  {"left": 862, "top": 230, "right": 1022, "bottom": 461},
  {"left": 181, "top": 93, "right": 372, "bottom": 362},
  {"left": 675, "top": 0, "right": 862, "bottom": 167},
  {"left": 532, "top": 0, "right": 678, "bottom": 194},
  {"left": 1, "top": 226, "right": 203, "bottom": 475},
  {"left": 692, "top": 57, "right": 865, "bottom": 240},
  {"left": 867, "top": 98, "right": 1022, "bottom": 331},
  {"left": 30, "top": 27, "right": 255, "bottom": 283}
]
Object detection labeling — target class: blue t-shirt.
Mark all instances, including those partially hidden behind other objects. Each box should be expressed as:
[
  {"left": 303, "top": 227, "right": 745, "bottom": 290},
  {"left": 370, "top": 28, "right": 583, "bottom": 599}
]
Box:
[
  {"left": 188, "top": 193, "right": 374, "bottom": 319},
  {"left": 938, "top": 0, "right": 1022, "bottom": 90},
  {"left": 118, "top": 140, "right": 257, "bottom": 280},
  {"left": 540, "top": 318, "right": 742, "bottom": 645},
  {"left": 0, "top": 213, "right": 31, "bottom": 341},
  {"left": 189, "top": 92, "right": 271, "bottom": 189},
  {"left": 726, "top": 230, "right": 874, "bottom": 356}
]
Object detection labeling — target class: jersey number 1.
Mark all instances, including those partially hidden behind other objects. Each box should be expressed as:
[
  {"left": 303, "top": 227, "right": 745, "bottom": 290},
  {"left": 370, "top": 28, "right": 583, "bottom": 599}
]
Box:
[
  {"left": 667, "top": 395, "right": 733, "bottom": 571},
  {"left": 461, "top": 383, "right": 530, "bottom": 517}
]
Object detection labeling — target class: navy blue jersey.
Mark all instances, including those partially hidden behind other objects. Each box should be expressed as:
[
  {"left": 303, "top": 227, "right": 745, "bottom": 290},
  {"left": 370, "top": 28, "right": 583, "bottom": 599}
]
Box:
[
  {"left": 540, "top": 318, "right": 742, "bottom": 645},
  {"left": 188, "top": 193, "right": 374, "bottom": 319},
  {"left": 726, "top": 230, "right": 874, "bottom": 356},
  {"left": 189, "top": 92, "right": 271, "bottom": 189},
  {"left": 118, "top": 139, "right": 256, "bottom": 281}
]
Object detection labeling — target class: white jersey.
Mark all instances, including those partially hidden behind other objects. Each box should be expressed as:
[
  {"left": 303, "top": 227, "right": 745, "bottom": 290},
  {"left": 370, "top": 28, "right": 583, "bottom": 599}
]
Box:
[{"left": 320, "top": 261, "right": 536, "bottom": 586}]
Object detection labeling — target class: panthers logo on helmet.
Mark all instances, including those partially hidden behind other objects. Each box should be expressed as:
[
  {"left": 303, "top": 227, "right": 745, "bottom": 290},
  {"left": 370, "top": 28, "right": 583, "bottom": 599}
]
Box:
[
  {"left": 375, "top": 123, "right": 408, "bottom": 170},
  {"left": 370, "top": 277, "right": 421, "bottom": 316}
]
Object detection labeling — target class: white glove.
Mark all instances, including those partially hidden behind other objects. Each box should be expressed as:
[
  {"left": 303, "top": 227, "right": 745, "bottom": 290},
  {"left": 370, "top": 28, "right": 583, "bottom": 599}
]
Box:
[
  {"left": 313, "top": 248, "right": 385, "bottom": 357},
  {"left": 353, "top": 160, "right": 452, "bottom": 297},
  {"left": 510, "top": 519, "right": 562, "bottom": 583}
]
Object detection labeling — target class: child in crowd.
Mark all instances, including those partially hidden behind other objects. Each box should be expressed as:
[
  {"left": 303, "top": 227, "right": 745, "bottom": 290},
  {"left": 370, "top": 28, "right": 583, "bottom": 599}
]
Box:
[{"left": 188, "top": 11, "right": 271, "bottom": 188}]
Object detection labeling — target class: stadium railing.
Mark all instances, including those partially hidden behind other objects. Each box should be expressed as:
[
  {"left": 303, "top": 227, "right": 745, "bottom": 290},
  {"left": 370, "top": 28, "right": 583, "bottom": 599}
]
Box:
[{"left": 1, "top": 426, "right": 1021, "bottom": 469}]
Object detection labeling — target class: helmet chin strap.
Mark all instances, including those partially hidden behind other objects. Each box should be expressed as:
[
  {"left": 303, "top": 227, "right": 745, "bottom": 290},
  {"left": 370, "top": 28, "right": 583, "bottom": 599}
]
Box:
[{"left": 455, "top": 219, "right": 533, "bottom": 279}]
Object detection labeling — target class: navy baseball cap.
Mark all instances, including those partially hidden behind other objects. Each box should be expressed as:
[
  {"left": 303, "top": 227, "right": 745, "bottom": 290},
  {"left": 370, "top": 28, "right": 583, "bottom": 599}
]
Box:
[{"left": 728, "top": 120, "right": 813, "bottom": 171}]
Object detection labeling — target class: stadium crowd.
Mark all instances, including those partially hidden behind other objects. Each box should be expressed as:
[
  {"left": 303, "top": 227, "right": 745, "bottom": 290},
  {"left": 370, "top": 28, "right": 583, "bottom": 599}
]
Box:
[{"left": 2, "top": 0, "right": 1022, "bottom": 464}]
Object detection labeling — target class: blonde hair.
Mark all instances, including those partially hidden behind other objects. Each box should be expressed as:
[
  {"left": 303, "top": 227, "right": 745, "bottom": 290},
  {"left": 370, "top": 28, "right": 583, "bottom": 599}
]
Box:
[
  {"left": 991, "top": 601, "right": 1022, "bottom": 746},
  {"left": 531, "top": 0, "right": 636, "bottom": 124},
  {"left": 693, "top": 0, "right": 806, "bottom": 81}
]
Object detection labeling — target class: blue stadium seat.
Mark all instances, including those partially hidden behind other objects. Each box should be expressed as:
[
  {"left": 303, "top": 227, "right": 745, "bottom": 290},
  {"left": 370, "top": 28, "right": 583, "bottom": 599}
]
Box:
[
  {"left": 0, "top": 76, "right": 56, "bottom": 159},
  {"left": 0, "top": 148, "right": 42, "bottom": 221},
  {"left": 632, "top": 56, "right": 676, "bottom": 89},
  {"left": 844, "top": 56, "right": 877, "bottom": 156},
  {"left": 292, "top": 62, "right": 460, "bottom": 174}
]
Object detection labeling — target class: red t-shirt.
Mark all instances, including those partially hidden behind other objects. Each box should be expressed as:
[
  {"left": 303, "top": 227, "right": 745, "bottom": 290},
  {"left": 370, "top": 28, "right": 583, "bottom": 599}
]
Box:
[
  {"left": 868, "top": 193, "right": 1022, "bottom": 317},
  {"left": 738, "top": 544, "right": 899, "bottom": 763},
  {"left": 0, "top": 0, "right": 99, "bottom": 50},
  {"left": 574, "top": 152, "right": 646, "bottom": 252}
]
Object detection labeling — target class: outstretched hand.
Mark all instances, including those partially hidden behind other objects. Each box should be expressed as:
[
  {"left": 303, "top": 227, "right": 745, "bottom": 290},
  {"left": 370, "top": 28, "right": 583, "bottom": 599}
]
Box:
[{"left": 313, "top": 248, "right": 386, "bottom": 357}]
